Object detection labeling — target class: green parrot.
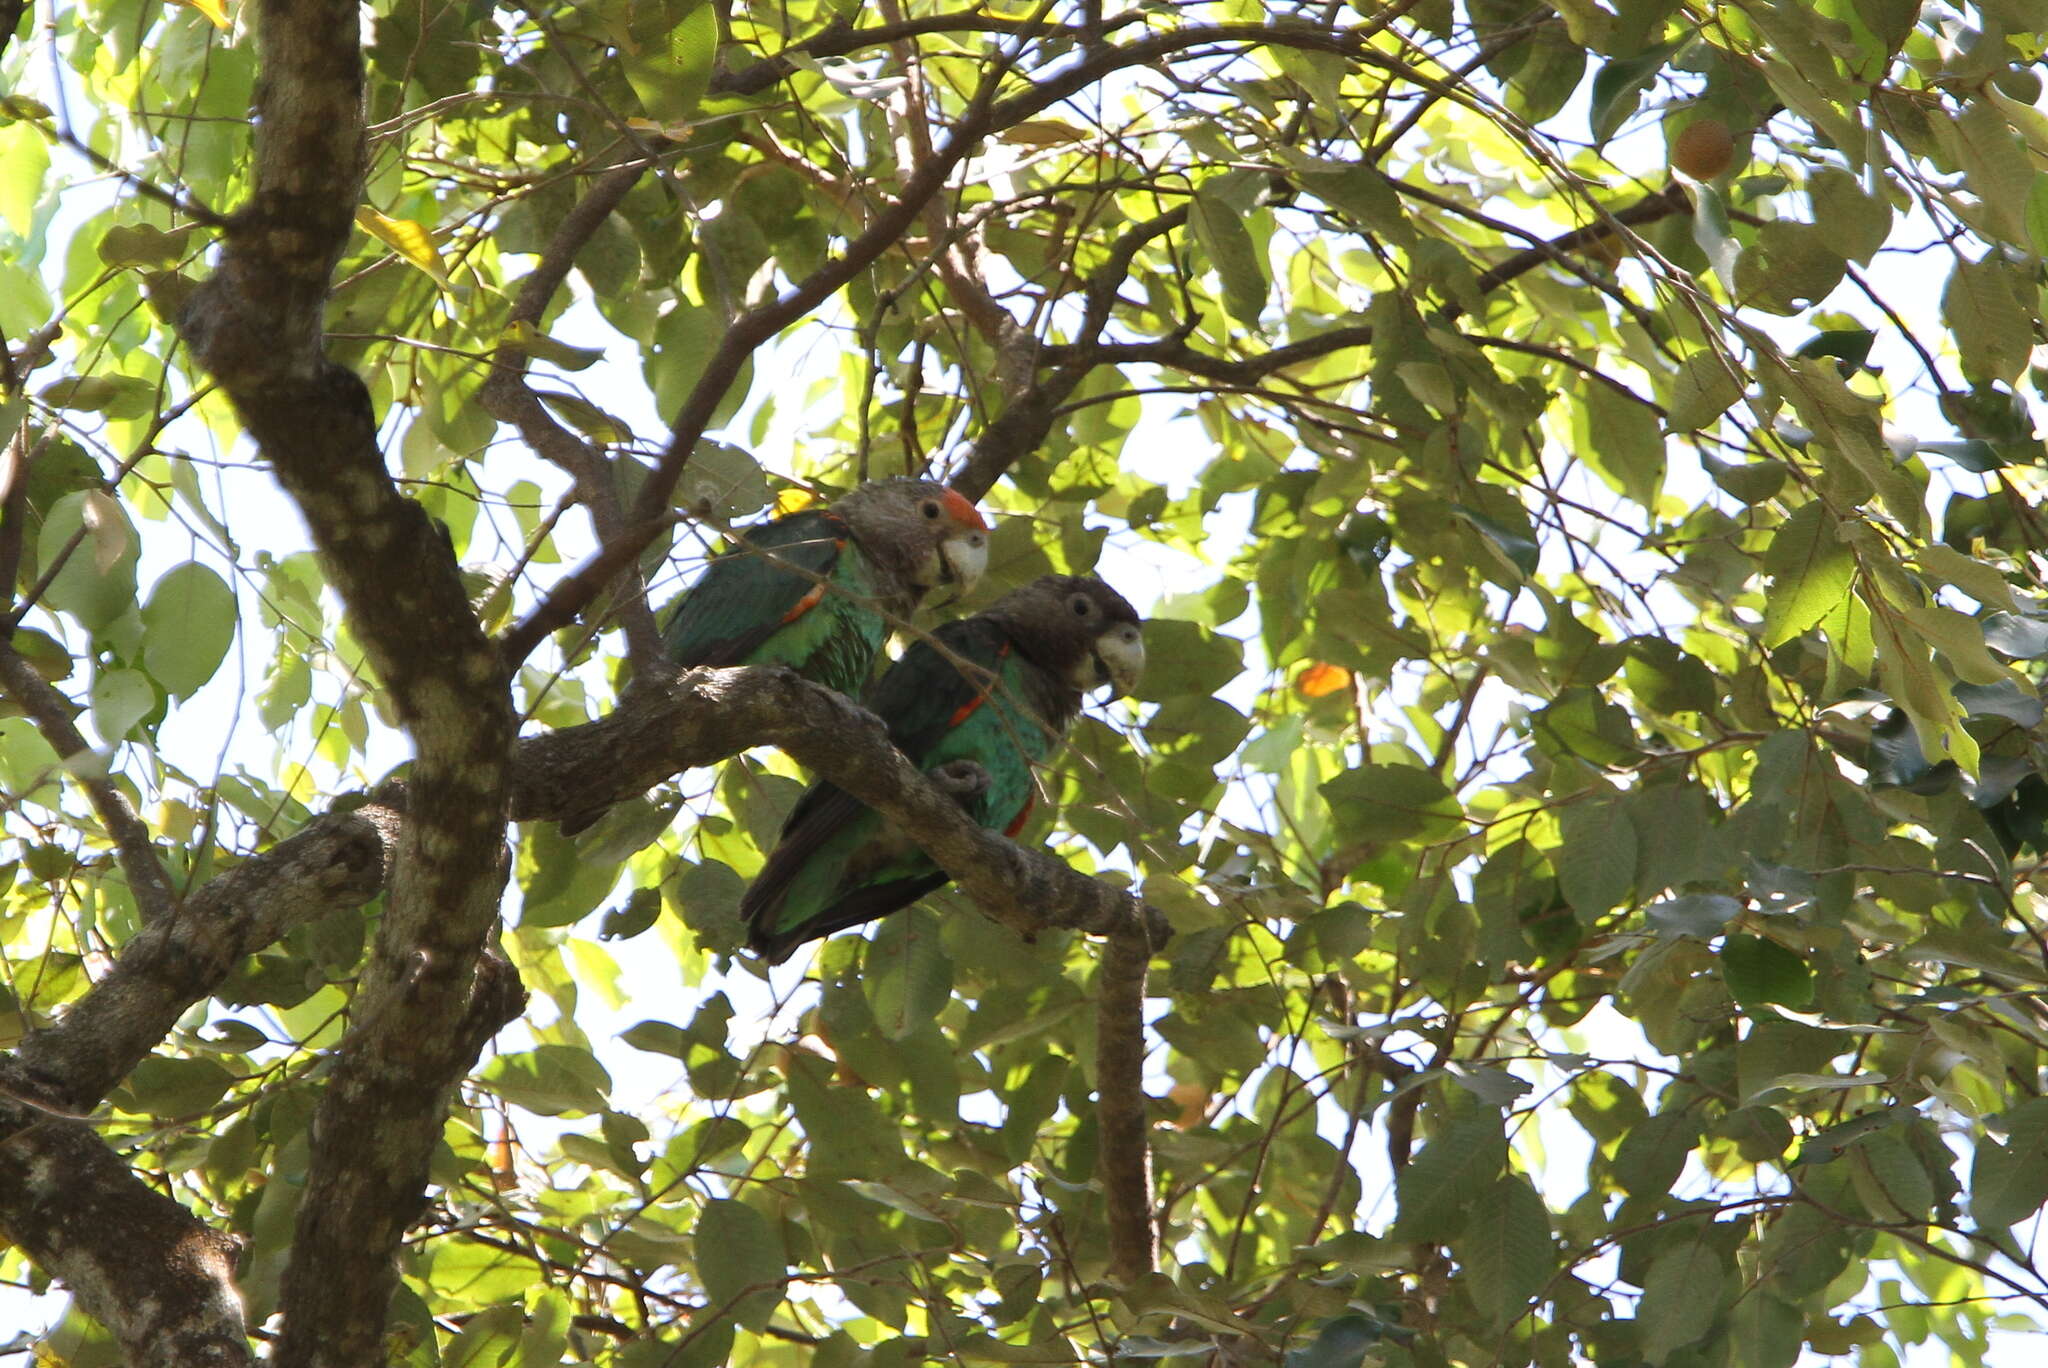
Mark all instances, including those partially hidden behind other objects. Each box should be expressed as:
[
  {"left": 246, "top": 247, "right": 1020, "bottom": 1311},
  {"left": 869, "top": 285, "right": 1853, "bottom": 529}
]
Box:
[
  {"left": 659, "top": 477, "right": 990, "bottom": 695},
  {"left": 742, "top": 575, "right": 1146, "bottom": 963}
]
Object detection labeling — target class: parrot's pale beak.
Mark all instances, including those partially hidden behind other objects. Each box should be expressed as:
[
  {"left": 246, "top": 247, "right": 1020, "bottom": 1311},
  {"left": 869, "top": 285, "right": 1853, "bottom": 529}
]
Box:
[
  {"left": 939, "top": 529, "right": 988, "bottom": 593},
  {"left": 1092, "top": 624, "right": 1146, "bottom": 699}
]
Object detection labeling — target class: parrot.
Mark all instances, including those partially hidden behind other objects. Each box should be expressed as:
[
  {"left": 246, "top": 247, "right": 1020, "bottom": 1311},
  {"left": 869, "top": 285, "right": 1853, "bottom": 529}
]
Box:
[
  {"left": 741, "top": 574, "right": 1146, "bottom": 964},
  {"left": 659, "top": 477, "right": 990, "bottom": 697},
  {"left": 559, "top": 479, "right": 986, "bottom": 836}
]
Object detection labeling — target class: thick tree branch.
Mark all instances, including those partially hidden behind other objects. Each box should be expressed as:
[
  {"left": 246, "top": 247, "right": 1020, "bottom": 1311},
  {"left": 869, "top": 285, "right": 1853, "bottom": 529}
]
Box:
[
  {"left": 480, "top": 160, "right": 664, "bottom": 669},
  {"left": 0, "top": 805, "right": 399, "bottom": 1119},
  {"left": 3, "top": 664, "right": 1150, "bottom": 1358},
  {"left": 1098, "top": 923, "right": 1158, "bottom": 1283},
  {"left": 0, "top": 639, "right": 179, "bottom": 926},
  {"left": 512, "top": 663, "right": 1167, "bottom": 944},
  {"left": 176, "top": 0, "right": 521, "bottom": 1361},
  {"left": 0, "top": 1119, "right": 249, "bottom": 1367}
]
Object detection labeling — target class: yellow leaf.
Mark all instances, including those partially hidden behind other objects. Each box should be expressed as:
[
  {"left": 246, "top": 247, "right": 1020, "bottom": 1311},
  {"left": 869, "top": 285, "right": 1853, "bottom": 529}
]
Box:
[
  {"left": 623, "top": 116, "right": 700, "bottom": 142},
  {"left": 169, "top": 0, "right": 230, "bottom": 29},
  {"left": 354, "top": 206, "right": 451, "bottom": 288},
  {"left": 499, "top": 321, "right": 604, "bottom": 371},
  {"left": 1297, "top": 662, "right": 1351, "bottom": 698},
  {"left": 773, "top": 487, "right": 818, "bottom": 516},
  {"left": 998, "top": 119, "right": 1090, "bottom": 146}
]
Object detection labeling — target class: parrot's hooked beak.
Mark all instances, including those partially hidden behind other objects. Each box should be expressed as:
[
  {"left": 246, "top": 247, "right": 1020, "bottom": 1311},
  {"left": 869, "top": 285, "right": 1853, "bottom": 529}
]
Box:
[
  {"left": 938, "top": 528, "right": 988, "bottom": 593},
  {"left": 1090, "top": 623, "right": 1146, "bottom": 699}
]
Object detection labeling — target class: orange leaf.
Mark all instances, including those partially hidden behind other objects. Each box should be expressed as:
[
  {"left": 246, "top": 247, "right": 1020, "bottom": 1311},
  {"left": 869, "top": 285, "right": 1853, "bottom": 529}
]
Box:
[{"left": 1298, "top": 662, "right": 1351, "bottom": 698}]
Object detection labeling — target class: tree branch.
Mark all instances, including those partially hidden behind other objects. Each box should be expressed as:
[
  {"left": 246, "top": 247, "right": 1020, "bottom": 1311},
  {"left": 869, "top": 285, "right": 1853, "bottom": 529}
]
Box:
[
  {"left": 0, "top": 1118, "right": 249, "bottom": 1367},
  {"left": 511, "top": 663, "right": 1168, "bottom": 944},
  {"left": 479, "top": 159, "right": 664, "bottom": 670},
  {"left": 0, "top": 639, "right": 180, "bottom": 926},
  {"left": 1098, "top": 923, "right": 1158, "bottom": 1283},
  {"left": 952, "top": 207, "right": 1190, "bottom": 500},
  {"left": 0, "top": 804, "right": 400, "bottom": 1119},
  {"left": 176, "top": 0, "right": 521, "bottom": 1360},
  {"left": 708, "top": 11, "right": 1146, "bottom": 99}
]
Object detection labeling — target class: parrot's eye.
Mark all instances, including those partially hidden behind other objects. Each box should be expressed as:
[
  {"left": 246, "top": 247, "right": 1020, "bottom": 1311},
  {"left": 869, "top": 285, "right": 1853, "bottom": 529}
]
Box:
[
  {"left": 922, "top": 500, "right": 942, "bottom": 519},
  {"left": 1070, "top": 595, "right": 1093, "bottom": 617}
]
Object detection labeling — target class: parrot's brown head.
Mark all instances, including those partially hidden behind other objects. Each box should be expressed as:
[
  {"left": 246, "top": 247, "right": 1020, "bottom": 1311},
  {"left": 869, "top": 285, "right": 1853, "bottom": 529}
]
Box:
[
  {"left": 835, "top": 478, "right": 989, "bottom": 601},
  {"left": 987, "top": 575, "right": 1146, "bottom": 699}
]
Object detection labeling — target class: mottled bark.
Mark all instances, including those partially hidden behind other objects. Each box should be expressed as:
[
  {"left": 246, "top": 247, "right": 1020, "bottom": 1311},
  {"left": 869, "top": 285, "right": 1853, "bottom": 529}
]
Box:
[
  {"left": 2, "top": 805, "right": 399, "bottom": 1117},
  {"left": 1098, "top": 924, "right": 1159, "bottom": 1283},
  {"left": 177, "top": 0, "right": 519, "bottom": 1361},
  {"left": 0, "top": 1119, "right": 248, "bottom": 1367}
]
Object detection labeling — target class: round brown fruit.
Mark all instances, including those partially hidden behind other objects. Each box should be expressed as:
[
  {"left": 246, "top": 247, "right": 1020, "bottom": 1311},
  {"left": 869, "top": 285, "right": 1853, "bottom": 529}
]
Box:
[{"left": 1670, "top": 117, "right": 1736, "bottom": 182}]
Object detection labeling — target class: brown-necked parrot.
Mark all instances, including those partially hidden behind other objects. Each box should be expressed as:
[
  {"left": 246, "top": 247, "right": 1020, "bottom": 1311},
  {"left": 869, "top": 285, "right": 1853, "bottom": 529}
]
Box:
[
  {"left": 741, "top": 574, "right": 1146, "bottom": 963},
  {"left": 659, "top": 477, "right": 990, "bottom": 696}
]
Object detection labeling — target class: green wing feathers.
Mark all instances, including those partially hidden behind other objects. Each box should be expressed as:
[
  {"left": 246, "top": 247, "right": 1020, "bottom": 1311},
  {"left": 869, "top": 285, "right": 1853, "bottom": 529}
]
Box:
[
  {"left": 742, "top": 620, "right": 1062, "bottom": 962},
  {"left": 658, "top": 510, "right": 889, "bottom": 696}
]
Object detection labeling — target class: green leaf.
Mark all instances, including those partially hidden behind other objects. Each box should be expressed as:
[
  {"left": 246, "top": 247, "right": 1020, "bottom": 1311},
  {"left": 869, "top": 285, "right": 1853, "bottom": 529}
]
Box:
[
  {"left": 864, "top": 907, "right": 952, "bottom": 1040},
  {"left": 2026, "top": 175, "right": 2048, "bottom": 259},
  {"left": 1279, "top": 153, "right": 1416, "bottom": 247},
  {"left": 1732, "top": 220, "right": 1846, "bottom": 316},
  {"left": 118, "top": 1055, "right": 236, "bottom": 1117},
  {"left": 1637, "top": 1238, "right": 1726, "bottom": 1363},
  {"left": 1320, "top": 764, "right": 1463, "bottom": 844},
  {"left": 1588, "top": 44, "right": 1677, "bottom": 146},
  {"left": 1612, "top": 1110, "right": 1699, "bottom": 1196},
  {"left": 1664, "top": 350, "right": 1744, "bottom": 431},
  {"left": 1579, "top": 379, "right": 1665, "bottom": 510},
  {"left": 0, "top": 118, "right": 48, "bottom": 235},
  {"left": 141, "top": 562, "right": 236, "bottom": 699},
  {"left": 1191, "top": 178, "right": 1269, "bottom": 329},
  {"left": 693, "top": 1198, "right": 787, "bottom": 1331},
  {"left": 676, "top": 440, "right": 768, "bottom": 520},
  {"left": 1943, "top": 255, "right": 2034, "bottom": 385},
  {"left": 1847, "top": 1129, "right": 1934, "bottom": 1223},
  {"left": 536, "top": 390, "right": 633, "bottom": 443},
  {"left": 1720, "top": 935, "right": 1815, "bottom": 1010},
  {"left": 1451, "top": 1176, "right": 1551, "bottom": 1327},
  {"left": 478, "top": 1045, "right": 612, "bottom": 1116},
  {"left": 1724, "top": 1291, "right": 1802, "bottom": 1368},
  {"left": 1283, "top": 1315, "right": 1385, "bottom": 1368},
  {"left": 1762, "top": 501, "right": 1854, "bottom": 649},
  {"left": 98, "top": 222, "right": 199, "bottom": 269},
  {"left": 1448, "top": 503, "right": 1539, "bottom": 580},
  {"left": 89, "top": 667, "right": 154, "bottom": 742},
  {"left": 622, "top": 0, "right": 718, "bottom": 125},
  {"left": 1131, "top": 620, "right": 1245, "bottom": 702},
  {"left": 1393, "top": 1115, "right": 1507, "bottom": 1241},
  {"left": 1968, "top": 1138, "right": 2048, "bottom": 1229},
  {"left": 1690, "top": 182, "right": 1740, "bottom": 290},
  {"left": 39, "top": 374, "right": 158, "bottom": 418},
  {"left": 1942, "top": 97, "right": 2035, "bottom": 246},
  {"left": 1555, "top": 801, "right": 1635, "bottom": 916},
  {"left": 36, "top": 490, "right": 140, "bottom": 631}
]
